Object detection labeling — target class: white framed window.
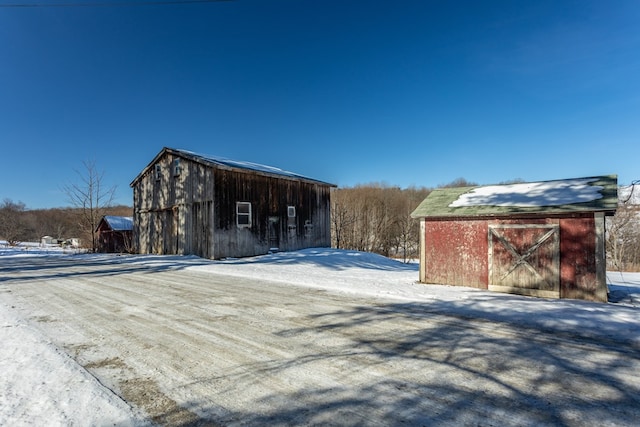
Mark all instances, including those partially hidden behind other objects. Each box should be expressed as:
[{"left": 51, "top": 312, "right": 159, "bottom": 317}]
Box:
[
  {"left": 287, "top": 206, "right": 296, "bottom": 218},
  {"left": 155, "top": 164, "right": 162, "bottom": 181},
  {"left": 236, "top": 202, "right": 252, "bottom": 228},
  {"left": 173, "top": 158, "right": 181, "bottom": 176}
]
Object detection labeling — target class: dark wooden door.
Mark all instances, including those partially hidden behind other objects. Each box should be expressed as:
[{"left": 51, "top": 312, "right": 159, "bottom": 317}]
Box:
[
  {"left": 268, "top": 216, "right": 279, "bottom": 250},
  {"left": 191, "top": 201, "right": 211, "bottom": 258},
  {"left": 488, "top": 224, "right": 560, "bottom": 298}
]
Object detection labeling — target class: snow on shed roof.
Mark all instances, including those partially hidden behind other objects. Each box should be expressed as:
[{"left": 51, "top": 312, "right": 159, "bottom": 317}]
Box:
[
  {"left": 411, "top": 175, "right": 618, "bottom": 218},
  {"left": 102, "top": 216, "right": 133, "bottom": 231},
  {"left": 130, "top": 147, "right": 336, "bottom": 187}
]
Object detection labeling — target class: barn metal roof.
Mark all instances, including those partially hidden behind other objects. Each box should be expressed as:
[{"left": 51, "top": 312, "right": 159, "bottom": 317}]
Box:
[
  {"left": 411, "top": 175, "right": 618, "bottom": 218},
  {"left": 131, "top": 147, "right": 336, "bottom": 187},
  {"left": 101, "top": 216, "right": 133, "bottom": 231}
]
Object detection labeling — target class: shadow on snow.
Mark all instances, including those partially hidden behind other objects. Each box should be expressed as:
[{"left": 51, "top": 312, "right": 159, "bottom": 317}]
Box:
[
  {"left": 2, "top": 251, "right": 639, "bottom": 426},
  {"left": 170, "top": 299, "right": 640, "bottom": 426},
  {"left": 0, "top": 253, "right": 212, "bottom": 284}
]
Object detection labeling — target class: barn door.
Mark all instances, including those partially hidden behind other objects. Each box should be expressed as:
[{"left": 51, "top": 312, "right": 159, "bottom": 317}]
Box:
[
  {"left": 268, "top": 217, "right": 280, "bottom": 251},
  {"left": 192, "top": 201, "right": 211, "bottom": 258},
  {"left": 488, "top": 224, "right": 560, "bottom": 298},
  {"left": 163, "top": 208, "right": 178, "bottom": 255}
]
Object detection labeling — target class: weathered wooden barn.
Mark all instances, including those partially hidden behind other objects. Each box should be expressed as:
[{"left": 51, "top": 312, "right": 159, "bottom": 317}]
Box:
[
  {"left": 410, "top": 175, "right": 618, "bottom": 302},
  {"left": 130, "top": 147, "right": 335, "bottom": 259},
  {"left": 96, "top": 215, "right": 133, "bottom": 253}
]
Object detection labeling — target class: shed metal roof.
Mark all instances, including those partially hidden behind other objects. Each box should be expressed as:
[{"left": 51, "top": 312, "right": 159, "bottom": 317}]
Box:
[
  {"left": 411, "top": 175, "right": 618, "bottom": 218},
  {"left": 102, "top": 216, "right": 133, "bottom": 231}
]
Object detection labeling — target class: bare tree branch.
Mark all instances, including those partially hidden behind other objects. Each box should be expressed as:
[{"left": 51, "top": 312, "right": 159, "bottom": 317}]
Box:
[{"left": 62, "top": 160, "right": 117, "bottom": 252}]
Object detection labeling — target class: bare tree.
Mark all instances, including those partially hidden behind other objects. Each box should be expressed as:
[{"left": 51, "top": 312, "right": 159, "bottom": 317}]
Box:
[
  {"left": 331, "top": 188, "right": 356, "bottom": 249},
  {"left": 0, "top": 199, "right": 27, "bottom": 246},
  {"left": 63, "top": 160, "right": 117, "bottom": 252},
  {"left": 330, "top": 184, "right": 430, "bottom": 260},
  {"left": 607, "top": 182, "right": 640, "bottom": 272},
  {"left": 394, "top": 186, "right": 431, "bottom": 262}
]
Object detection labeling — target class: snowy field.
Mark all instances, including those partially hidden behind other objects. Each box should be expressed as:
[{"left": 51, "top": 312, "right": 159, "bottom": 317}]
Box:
[{"left": 1, "top": 244, "right": 639, "bottom": 426}]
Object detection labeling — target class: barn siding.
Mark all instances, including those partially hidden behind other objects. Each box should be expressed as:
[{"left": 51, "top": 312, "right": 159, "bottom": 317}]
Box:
[
  {"left": 133, "top": 152, "right": 216, "bottom": 257},
  {"left": 212, "top": 169, "right": 332, "bottom": 259},
  {"left": 132, "top": 149, "right": 332, "bottom": 259}
]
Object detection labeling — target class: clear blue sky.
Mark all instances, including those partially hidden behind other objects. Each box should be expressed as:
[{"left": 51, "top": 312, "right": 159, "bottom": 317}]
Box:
[{"left": 1, "top": 0, "right": 639, "bottom": 209}]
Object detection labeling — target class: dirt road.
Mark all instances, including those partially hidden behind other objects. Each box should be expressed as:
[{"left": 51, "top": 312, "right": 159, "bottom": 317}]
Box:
[{"left": 2, "top": 255, "right": 639, "bottom": 426}]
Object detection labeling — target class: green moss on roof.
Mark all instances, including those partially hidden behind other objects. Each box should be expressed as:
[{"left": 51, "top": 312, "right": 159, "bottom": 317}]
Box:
[{"left": 411, "top": 175, "right": 618, "bottom": 218}]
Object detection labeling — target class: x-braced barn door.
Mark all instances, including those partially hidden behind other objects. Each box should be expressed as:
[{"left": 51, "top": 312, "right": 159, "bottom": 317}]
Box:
[{"left": 488, "top": 224, "right": 560, "bottom": 298}]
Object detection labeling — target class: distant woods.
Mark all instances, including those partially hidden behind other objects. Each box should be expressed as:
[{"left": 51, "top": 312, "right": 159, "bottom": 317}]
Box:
[
  {"left": 1, "top": 160, "right": 125, "bottom": 251},
  {"left": 332, "top": 180, "right": 640, "bottom": 271},
  {"left": 3, "top": 177, "right": 639, "bottom": 271},
  {"left": 0, "top": 200, "right": 132, "bottom": 248},
  {"left": 330, "top": 178, "right": 478, "bottom": 262},
  {"left": 607, "top": 192, "right": 640, "bottom": 272}
]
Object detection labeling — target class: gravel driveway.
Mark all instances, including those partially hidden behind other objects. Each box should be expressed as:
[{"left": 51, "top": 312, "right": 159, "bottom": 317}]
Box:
[{"left": 2, "top": 255, "right": 639, "bottom": 426}]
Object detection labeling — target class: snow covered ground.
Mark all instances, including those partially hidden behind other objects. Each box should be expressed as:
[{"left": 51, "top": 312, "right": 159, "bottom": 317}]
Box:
[{"left": 1, "top": 244, "right": 639, "bottom": 425}]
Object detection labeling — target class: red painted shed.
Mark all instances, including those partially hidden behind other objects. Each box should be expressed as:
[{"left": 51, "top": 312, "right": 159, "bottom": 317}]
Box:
[
  {"left": 410, "top": 176, "right": 618, "bottom": 302},
  {"left": 96, "top": 216, "right": 133, "bottom": 253}
]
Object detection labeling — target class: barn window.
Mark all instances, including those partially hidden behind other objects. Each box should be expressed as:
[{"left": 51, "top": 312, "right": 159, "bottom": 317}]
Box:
[
  {"left": 173, "top": 158, "right": 181, "bottom": 176},
  {"left": 287, "top": 206, "right": 296, "bottom": 218},
  {"left": 236, "top": 202, "right": 252, "bottom": 228},
  {"left": 155, "top": 164, "right": 162, "bottom": 180}
]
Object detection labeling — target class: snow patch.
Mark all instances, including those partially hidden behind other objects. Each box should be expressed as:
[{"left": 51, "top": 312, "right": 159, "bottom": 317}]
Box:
[
  {"left": 0, "top": 306, "right": 146, "bottom": 426},
  {"left": 1, "top": 246, "right": 639, "bottom": 426},
  {"left": 103, "top": 216, "right": 133, "bottom": 231},
  {"left": 450, "top": 178, "right": 603, "bottom": 207}
]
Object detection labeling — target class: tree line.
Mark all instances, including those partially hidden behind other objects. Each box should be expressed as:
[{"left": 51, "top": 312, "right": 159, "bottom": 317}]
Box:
[
  {"left": 0, "top": 160, "right": 127, "bottom": 252},
  {"left": 0, "top": 199, "right": 132, "bottom": 248},
  {"left": 331, "top": 180, "right": 640, "bottom": 271},
  {"left": 607, "top": 193, "right": 640, "bottom": 271},
  {"left": 330, "top": 178, "right": 478, "bottom": 262},
  {"left": 3, "top": 173, "right": 639, "bottom": 271}
]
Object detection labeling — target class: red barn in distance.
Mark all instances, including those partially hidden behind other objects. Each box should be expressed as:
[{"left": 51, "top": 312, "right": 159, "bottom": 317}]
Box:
[
  {"left": 96, "top": 215, "right": 133, "bottom": 253},
  {"left": 411, "top": 175, "right": 618, "bottom": 302}
]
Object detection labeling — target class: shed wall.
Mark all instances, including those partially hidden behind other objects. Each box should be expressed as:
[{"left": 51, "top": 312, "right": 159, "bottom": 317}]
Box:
[
  {"left": 421, "top": 213, "right": 607, "bottom": 302},
  {"left": 558, "top": 216, "right": 605, "bottom": 301},
  {"left": 423, "top": 219, "right": 489, "bottom": 289}
]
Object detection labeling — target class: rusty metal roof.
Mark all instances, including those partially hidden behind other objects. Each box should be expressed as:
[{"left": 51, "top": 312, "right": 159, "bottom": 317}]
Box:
[{"left": 411, "top": 175, "right": 618, "bottom": 218}]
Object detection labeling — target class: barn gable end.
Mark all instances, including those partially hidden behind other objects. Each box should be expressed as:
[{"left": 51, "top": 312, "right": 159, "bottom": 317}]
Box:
[
  {"left": 130, "top": 147, "right": 336, "bottom": 259},
  {"left": 411, "top": 176, "right": 618, "bottom": 302}
]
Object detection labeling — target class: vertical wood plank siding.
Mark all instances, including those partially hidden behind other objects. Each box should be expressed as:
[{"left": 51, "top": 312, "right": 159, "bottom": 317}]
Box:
[
  {"left": 421, "top": 213, "right": 607, "bottom": 302},
  {"left": 559, "top": 216, "right": 599, "bottom": 300},
  {"left": 423, "top": 219, "right": 489, "bottom": 289},
  {"left": 133, "top": 151, "right": 332, "bottom": 259},
  {"left": 213, "top": 169, "right": 332, "bottom": 259}
]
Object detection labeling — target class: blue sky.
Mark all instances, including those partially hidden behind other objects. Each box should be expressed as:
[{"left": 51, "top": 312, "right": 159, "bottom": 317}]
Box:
[{"left": 1, "top": 0, "right": 639, "bottom": 209}]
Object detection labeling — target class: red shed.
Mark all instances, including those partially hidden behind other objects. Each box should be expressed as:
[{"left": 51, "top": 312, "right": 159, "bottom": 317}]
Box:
[
  {"left": 96, "top": 216, "right": 133, "bottom": 253},
  {"left": 410, "top": 176, "right": 618, "bottom": 302}
]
